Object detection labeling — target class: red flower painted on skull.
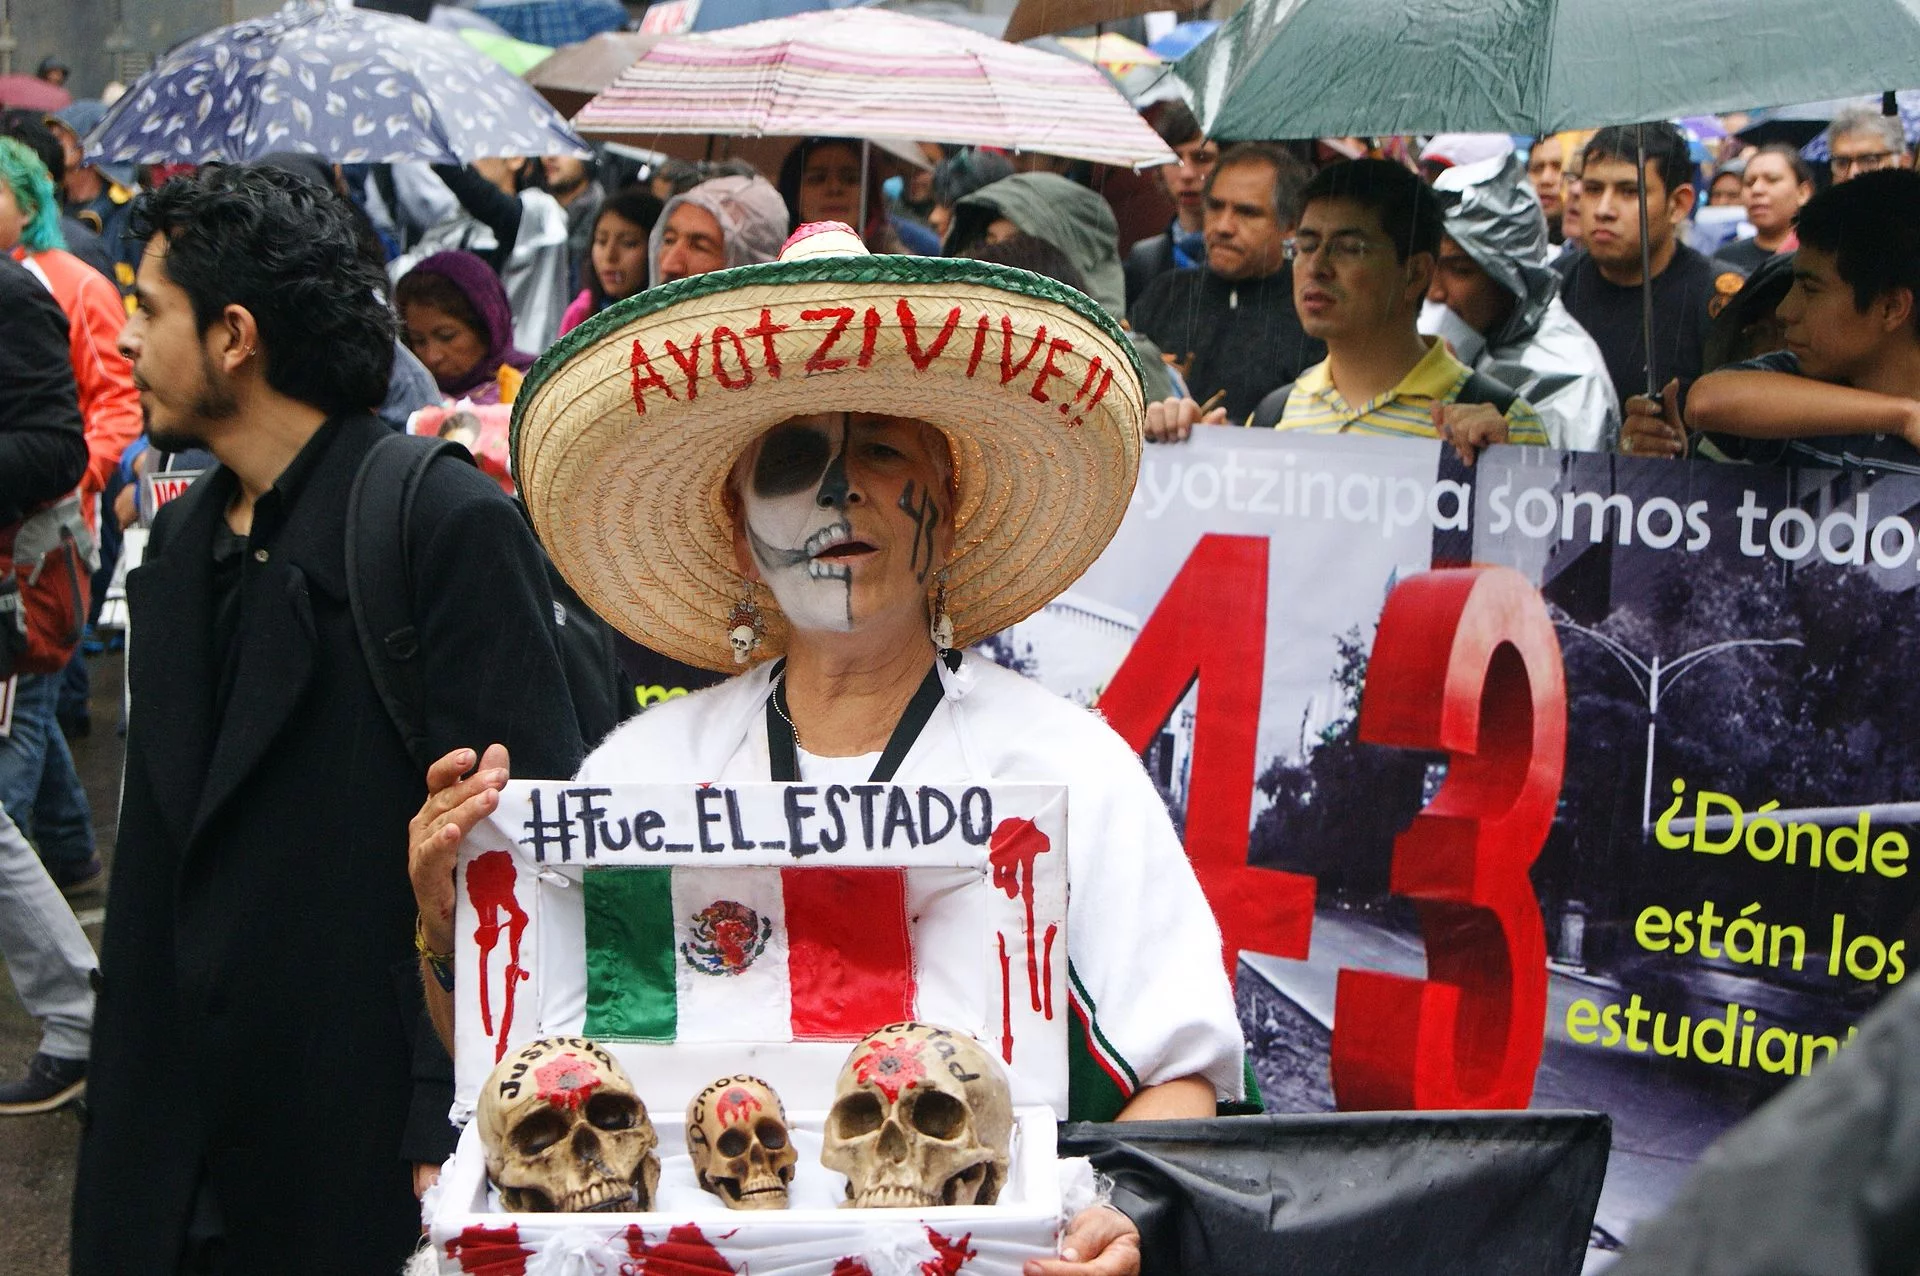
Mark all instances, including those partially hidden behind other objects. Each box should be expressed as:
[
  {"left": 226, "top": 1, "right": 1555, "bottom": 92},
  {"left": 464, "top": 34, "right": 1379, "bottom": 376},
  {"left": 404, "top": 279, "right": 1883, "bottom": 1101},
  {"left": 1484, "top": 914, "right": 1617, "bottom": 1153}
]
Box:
[
  {"left": 851, "top": 1037, "right": 927, "bottom": 1103},
  {"left": 534, "top": 1053, "right": 602, "bottom": 1111},
  {"left": 715, "top": 1087, "right": 762, "bottom": 1127}
]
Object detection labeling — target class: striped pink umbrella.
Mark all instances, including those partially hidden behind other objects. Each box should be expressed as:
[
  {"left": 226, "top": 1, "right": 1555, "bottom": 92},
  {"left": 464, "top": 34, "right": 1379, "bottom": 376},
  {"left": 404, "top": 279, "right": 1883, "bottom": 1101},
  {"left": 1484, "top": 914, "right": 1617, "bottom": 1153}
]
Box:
[{"left": 571, "top": 8, "right": 1175, "bottom": 170}]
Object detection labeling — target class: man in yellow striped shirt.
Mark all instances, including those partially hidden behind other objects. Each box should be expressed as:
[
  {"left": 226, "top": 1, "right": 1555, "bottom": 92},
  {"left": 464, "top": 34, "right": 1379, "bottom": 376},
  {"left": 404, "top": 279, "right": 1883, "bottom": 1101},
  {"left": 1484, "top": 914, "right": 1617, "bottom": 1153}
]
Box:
[
  {"left": 1145, "top": 159, "right": 1548, "bottom": 465},
  {"left": 1273, "top": 159, "right": 1548, "bottom": 461}
]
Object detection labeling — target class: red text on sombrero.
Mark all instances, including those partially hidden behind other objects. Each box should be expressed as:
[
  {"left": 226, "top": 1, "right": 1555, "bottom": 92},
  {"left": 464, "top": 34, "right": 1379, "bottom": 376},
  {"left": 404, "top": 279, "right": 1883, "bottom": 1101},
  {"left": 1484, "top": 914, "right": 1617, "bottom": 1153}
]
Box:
[{"left": 628, "top": 299, "right": 1116, "bottom": 427}]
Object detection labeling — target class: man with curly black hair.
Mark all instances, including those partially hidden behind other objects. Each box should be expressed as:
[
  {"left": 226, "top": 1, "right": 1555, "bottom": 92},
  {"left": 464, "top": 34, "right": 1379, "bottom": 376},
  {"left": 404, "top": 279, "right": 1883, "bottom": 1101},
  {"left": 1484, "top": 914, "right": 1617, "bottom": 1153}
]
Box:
[{"left": 71, "top": 164, "right": 587, "bottom": 1276}]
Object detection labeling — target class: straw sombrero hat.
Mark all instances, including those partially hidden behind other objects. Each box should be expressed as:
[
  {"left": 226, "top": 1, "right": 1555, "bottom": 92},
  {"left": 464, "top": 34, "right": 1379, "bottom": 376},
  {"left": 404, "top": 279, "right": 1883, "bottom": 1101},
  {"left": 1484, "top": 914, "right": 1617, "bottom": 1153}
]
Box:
[{"left": 511, "top": 222, "right": 1145, "bottom": 673}]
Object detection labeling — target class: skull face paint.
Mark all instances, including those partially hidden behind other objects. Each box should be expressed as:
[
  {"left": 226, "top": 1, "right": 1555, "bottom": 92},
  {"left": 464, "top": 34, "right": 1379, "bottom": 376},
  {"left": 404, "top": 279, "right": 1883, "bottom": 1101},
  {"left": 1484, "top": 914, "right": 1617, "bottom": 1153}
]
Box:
[
  {"left": 739, "top": 413, "right": 953, "bottom": 636},
  {"left": 743, "top": 415, "right": 860, "bottom": 633}
]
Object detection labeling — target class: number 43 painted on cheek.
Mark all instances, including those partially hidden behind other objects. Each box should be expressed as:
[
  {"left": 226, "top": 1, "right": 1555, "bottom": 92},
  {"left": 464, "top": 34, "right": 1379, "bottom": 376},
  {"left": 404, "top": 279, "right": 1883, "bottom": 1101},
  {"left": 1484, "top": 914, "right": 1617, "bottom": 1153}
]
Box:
[{"left": 1333, "top": 567, "right": 1567, "bottom": 1110}]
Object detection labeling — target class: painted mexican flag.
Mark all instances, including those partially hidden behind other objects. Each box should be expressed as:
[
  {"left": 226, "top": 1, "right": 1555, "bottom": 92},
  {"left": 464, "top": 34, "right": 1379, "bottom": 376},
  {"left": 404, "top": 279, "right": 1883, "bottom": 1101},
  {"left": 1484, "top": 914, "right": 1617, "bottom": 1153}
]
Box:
[{"left": 582, "top": 865, "right": 916, "bottom": 1042}]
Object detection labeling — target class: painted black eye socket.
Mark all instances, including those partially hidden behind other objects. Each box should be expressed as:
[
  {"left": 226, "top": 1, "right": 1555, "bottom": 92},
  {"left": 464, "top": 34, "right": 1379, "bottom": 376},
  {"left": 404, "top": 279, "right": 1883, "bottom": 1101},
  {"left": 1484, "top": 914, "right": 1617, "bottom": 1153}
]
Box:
[
  {"left": 754, "top": 423, "right": 832, "bottom": 497},
  {"left": 716, "top": 1126, "right": 750, "bottom": 1157},
  {"left": 756, "top": 1119, "right": 789, "bottom": 1151},
  {"left": 586, "top": 1091, "right": 637, "bottom": 1131},
  {"left": 908, "top": 1089, "right": 967, "bottom": 1139},
  {"left": 831, "top": 1090, "right": 884, "bottom": 1138},
  {"left": 511, "top": 1109, "right": 570, "bottom": 1156}
]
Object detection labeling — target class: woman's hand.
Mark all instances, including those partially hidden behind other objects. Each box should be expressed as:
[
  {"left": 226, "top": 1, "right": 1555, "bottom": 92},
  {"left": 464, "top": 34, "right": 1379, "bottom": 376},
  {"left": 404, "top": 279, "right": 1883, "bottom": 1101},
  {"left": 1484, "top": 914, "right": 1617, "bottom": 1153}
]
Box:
[
  {"left": 408, "top": 743, "right": 511, "bottom": 952},
  {"left": 1026, "top": 1205, "right": 1141, "bottom": 1276}
]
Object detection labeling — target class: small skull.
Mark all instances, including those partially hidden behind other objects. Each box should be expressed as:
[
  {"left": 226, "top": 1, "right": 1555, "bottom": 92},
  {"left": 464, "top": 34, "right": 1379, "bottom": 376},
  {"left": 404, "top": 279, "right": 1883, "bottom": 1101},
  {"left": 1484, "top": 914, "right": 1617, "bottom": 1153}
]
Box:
[
  {"left": 729, "top": 623, "right": 756, "bottom": 663},
  {"left": 476, "top": 1037, "right": 661, "bottom": 1214},
  {"left": 686, "top": 1074, "right": 797, "bottom": 1209},
  {"left": 821, "top": 1022, "right": 1012, "bottom": 1209}
]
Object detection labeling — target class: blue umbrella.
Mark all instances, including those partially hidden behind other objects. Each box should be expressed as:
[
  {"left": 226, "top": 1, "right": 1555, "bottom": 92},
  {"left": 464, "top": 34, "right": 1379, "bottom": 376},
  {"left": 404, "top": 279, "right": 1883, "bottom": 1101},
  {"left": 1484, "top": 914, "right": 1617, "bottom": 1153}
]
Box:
[
  {"left": 473, "top": 0, "right": 628, "bottom": 46},
  {"left": 1148, "top": 20, "right": 1218, "bottom": 62},
  {"left": 1794, "top": 93, "right": 1920, "bottom": 161},
  {"left": 87, "top": 4, "right": 589, "bottom": 167},
  {"left": 692, "top": 0, "right": 865, "bottom": 33}
]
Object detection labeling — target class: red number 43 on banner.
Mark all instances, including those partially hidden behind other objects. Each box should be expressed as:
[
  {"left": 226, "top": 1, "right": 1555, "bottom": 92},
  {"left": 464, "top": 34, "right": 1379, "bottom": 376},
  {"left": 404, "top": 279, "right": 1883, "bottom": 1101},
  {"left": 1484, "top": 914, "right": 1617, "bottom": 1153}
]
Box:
[{"left": 1099, "top": 536, "right": 1566, "bottom": 1112}]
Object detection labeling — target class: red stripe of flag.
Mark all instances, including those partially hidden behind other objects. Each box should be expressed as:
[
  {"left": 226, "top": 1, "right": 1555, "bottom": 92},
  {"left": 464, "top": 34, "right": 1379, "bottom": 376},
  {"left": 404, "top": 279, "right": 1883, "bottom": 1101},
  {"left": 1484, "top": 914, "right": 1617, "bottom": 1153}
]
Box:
[{"left": 782, "top": 868, "right": 915, "bottom": 1039}]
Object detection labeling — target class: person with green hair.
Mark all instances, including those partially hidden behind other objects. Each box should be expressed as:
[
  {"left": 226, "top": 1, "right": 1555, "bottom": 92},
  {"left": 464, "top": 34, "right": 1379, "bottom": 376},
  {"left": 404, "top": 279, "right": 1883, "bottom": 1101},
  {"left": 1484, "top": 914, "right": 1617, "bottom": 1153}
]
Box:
[
  {"left": 0, "top": 134, "right": 67, "bottom": 255},
  {"left": 0, "top": 134, "right": 140, "bottom": 900}
]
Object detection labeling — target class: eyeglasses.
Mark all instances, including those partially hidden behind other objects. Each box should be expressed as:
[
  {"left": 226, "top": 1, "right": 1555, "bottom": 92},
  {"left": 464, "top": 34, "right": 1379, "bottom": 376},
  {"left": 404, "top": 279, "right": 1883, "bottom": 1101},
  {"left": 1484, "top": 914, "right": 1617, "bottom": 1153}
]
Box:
[
  {"left": 1284, "top": 233, "right": 1376, "bottom": 264},
  {"left": 1831, "top": 151, "right": 1900, "bottom": 174}
]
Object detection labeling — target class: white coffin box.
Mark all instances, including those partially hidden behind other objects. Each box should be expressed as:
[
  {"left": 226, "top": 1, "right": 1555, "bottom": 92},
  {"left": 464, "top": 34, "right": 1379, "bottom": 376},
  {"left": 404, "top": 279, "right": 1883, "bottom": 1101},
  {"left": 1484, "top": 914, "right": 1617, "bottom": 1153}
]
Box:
[{"left": 427, "top": 780, "right": 1072, "bottom": 1275}]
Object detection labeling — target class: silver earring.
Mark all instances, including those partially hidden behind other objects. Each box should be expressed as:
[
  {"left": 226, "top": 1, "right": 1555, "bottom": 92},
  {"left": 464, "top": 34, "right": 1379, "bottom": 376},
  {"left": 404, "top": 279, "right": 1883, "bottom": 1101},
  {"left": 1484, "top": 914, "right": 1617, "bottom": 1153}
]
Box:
[
  {"left": 929, "top": 573, "right": 953, "bottom": 651},
  {"left": 728, "top": 580, "right": 763, "bottom": 665}
]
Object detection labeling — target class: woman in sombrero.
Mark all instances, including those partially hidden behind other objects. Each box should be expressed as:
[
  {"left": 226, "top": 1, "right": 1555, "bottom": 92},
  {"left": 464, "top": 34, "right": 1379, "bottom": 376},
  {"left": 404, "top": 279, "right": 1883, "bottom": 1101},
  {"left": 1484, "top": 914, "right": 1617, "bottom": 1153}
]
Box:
[{"left": 408, "top": 223, "right": 1243, "bottom": 1274}]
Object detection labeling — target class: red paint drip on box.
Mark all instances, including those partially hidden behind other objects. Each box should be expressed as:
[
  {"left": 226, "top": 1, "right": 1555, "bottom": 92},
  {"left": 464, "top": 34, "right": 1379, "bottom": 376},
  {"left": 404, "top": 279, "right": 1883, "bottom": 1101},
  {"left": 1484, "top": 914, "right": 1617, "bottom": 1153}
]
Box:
[
  {"left": 989, "top": 817, "right": 1051, "bottom": 1013},
  {"left": 446, "top": 1223, "right": 531, "bottom": 1275},
  {"left": 467, "top": 849, "right": 529, "bottom": 1062}
]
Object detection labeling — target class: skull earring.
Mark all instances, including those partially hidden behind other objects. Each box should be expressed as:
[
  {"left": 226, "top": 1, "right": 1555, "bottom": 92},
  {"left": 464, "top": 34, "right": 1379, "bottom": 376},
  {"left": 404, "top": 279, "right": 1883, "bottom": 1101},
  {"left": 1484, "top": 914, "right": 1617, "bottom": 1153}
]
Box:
[
  {"left": 929, "top": 573, "right": 953, "bottom": 651},
  {"left": 729, "top": 580, "right": 764, "bottom": 665}
]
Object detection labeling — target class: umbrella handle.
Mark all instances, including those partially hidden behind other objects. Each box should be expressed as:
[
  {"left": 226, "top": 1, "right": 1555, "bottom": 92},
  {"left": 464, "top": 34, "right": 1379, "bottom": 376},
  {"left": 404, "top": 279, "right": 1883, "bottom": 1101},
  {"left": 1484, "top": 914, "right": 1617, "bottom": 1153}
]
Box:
[
  {"left": 860, "top": 138, "right": 872, "bottom": 242},
  {"left": 1636, "top": 123, "right": 1657, "bottom": 401}
]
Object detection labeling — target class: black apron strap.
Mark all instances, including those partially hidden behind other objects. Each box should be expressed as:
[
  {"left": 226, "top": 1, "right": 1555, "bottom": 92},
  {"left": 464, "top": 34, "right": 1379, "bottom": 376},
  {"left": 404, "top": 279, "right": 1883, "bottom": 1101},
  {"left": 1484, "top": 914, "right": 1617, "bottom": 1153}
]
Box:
[{"left": 766, "top": 651, "right": 959, "bottom": 784}]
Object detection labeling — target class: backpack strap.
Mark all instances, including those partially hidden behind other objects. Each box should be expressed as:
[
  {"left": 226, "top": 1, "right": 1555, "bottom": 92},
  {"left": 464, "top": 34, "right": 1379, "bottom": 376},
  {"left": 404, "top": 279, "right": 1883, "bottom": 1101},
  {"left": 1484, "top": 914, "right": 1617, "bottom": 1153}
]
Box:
[
  {"left": 346, "top": 432, "right": 476, "bottom": 774},
  {"left": 1248, "top": 383, "right": 1294, "bottom": 429}
]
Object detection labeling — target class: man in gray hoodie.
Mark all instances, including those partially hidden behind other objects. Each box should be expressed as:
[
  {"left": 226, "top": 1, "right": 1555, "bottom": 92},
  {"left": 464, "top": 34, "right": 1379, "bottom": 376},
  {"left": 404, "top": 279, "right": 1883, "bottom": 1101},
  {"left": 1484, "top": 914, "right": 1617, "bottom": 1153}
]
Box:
[{"left": 1425, "top": 150, "right": 1619, "bottom": 451}]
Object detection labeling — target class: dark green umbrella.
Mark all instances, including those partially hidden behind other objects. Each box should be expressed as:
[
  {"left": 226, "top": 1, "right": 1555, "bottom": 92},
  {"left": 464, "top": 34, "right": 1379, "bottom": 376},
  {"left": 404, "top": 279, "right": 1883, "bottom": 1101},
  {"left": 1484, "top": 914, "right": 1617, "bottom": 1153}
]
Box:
[
  {"left": 1172, "top": 0, "right": 1920, "bottom": 139},
  {"left": 1170, "top": 0, "right": 1920, "bottom": 398}
]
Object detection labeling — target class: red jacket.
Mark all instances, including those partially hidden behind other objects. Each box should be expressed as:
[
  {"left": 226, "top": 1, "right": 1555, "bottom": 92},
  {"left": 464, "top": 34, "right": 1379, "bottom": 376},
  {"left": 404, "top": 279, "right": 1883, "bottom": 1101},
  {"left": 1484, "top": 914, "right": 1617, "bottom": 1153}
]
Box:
[{"left": 16, "top": 247, "right": 141, "bottom": 520}]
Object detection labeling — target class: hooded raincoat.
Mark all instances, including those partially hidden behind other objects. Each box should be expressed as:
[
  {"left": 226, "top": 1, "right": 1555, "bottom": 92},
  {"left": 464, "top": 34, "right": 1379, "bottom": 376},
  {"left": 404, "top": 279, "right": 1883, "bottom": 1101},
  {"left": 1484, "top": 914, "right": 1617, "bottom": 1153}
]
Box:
[
  {"left": 647, "top": 175, "right": 790, "bottom": 288},
  {"left": 950, "top": 173, "right": 1176, "bottom": 400},
  {"left": 952, "top": 172, "right": 1127, "bottom": 319},
  {"left": 389, "top": 164, "right": 571, "bottom": 356},
  {"left": 1423, "top": 152, "right": 1619, "bottom": 452}
]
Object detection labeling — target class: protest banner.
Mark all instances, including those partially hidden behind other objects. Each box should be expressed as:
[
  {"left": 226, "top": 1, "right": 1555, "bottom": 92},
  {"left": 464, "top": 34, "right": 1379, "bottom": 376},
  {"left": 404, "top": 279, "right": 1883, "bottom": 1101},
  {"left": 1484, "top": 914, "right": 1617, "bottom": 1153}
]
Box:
[
  {"left": 139, "top": 467, "right": 204, "bottom": 527},
  {"left": 991, "top": 427, "right": 1920, "bottom": 1251}
]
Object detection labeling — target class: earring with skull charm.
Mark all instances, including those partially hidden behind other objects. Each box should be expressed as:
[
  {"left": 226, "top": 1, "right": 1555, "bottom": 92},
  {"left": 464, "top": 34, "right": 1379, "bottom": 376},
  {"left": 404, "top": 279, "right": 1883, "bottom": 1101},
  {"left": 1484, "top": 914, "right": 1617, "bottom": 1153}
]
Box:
[{"left": 728, "top": 580, "right": 764, "bottom": 665}]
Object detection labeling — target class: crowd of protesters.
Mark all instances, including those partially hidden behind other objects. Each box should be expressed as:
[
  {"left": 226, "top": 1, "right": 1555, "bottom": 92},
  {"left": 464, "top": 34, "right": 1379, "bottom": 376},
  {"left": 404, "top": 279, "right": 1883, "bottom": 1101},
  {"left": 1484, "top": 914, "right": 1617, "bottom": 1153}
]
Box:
[{"left": 2, "top": 38, "right": 1920, "bottom": 1273}]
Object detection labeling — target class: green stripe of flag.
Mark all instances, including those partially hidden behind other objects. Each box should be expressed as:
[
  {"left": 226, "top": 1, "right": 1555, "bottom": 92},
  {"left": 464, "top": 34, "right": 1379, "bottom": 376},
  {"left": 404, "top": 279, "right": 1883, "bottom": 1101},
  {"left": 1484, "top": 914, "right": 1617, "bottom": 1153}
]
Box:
[{"left": 583, "top": 867, "right": 677, "bottom": 1041}]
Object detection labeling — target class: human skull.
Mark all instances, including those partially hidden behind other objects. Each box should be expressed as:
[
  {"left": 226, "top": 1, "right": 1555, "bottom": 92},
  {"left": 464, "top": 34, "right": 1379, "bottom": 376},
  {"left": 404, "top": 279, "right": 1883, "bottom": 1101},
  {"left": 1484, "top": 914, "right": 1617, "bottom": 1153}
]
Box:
[
  {"left": 476, "top": 1037, "right": 661, "bottom": 1213},
  {"left": 729, "top": 623, "right": 757, "bottom": 663},
  {"left": 821, "top": 1022, "right": 1012, "bottom": 1209},
  {"left": 685, "top": 1074, "right": 797, "bottom": 1209}
]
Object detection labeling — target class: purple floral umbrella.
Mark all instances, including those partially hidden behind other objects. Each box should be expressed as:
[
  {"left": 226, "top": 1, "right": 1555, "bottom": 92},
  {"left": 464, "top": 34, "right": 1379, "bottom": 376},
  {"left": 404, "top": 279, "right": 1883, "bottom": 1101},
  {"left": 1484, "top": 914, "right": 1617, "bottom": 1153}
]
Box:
[{"left": 86, "top": 3, "right": 589, "bottom": 166}]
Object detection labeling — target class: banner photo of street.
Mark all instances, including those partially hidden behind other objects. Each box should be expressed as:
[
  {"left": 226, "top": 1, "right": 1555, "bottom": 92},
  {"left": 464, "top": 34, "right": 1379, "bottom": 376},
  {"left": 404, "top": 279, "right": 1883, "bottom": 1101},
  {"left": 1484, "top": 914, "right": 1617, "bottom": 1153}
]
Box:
[{"left": 987, "top": 427, "right": 1920, "bottom": 1253}]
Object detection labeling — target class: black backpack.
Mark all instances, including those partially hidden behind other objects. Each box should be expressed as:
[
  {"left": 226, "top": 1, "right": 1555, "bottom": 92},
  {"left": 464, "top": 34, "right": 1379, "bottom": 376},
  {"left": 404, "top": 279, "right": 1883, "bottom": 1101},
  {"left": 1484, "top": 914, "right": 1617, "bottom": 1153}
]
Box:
[{"left": 344, "top": 432, "right": 632, "bottom": 774}]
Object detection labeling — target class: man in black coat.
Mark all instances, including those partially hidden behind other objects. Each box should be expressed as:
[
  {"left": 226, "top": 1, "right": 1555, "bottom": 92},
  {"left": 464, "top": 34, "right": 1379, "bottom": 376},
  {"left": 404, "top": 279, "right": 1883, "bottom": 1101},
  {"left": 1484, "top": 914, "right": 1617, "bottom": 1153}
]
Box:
[
  {"left": 1130, "top": 142, "right": 1327, "bottom": 425},
  {"left": 71, "top": 166, "right": 585, "bottom": 1274},
  {"left": 1122, "top": 101, "right": 1217, "bottom": 311}
]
